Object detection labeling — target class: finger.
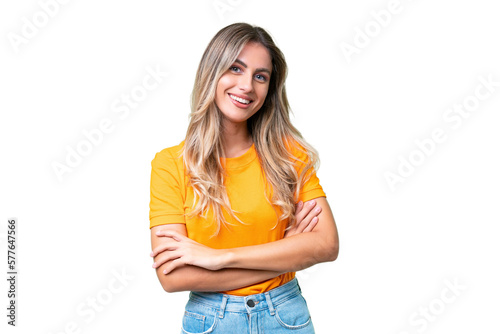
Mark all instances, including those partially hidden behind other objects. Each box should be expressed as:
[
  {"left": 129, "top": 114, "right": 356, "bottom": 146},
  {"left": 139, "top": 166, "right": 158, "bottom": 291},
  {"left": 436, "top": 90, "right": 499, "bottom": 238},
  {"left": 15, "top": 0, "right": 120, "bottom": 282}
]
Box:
[
  {"left": 295, "top": 201, "right": 304, "bottom": 215},
  {"left": 295, "top": 203, "right": 322, "bottom": 234},
  {"left": 150, "top": 239, "right": 179, "bottom": 257},
  {"left": 302, "top": 204, "right": 322, "bottom": 227},
  {"left": 152, "top": 250, "right": 181, "bottom": 269},
  {"left": 292, "top": 220, "right": 307, "bottom": 234},
  {"left": 303, "top": 216, "right": 319, "bottom": 233},
  {"left": 163, "top": 258, "right": 184, "bottom": 275},
  {"left": 296, "top": 200, "right": 318, "bottom": 224},
  {"left": 155, "top": 229, "right": 185, "bottom": 242},
  {"left": 295, "top": 200, "right": 317, "bottom": 223}
]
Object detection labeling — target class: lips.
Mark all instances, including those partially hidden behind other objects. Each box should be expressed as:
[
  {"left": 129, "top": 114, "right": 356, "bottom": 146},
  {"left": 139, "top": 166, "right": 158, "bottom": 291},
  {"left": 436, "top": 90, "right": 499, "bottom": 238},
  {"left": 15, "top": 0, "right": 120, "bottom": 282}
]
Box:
[{"left": 229, "top": 93, "right": 252, "bottom": 105}]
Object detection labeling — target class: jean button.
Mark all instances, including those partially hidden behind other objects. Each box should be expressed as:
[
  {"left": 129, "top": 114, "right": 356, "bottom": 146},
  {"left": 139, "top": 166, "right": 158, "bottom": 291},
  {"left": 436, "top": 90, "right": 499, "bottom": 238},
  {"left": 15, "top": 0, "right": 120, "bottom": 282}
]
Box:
[{"left": 246, "top": 299, "right": 255, "bottom": 307}]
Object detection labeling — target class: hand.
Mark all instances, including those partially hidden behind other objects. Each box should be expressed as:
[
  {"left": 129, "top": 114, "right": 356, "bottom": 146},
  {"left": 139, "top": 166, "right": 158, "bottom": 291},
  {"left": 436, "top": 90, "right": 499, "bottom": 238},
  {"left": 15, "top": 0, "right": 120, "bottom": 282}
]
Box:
[
  {"left": 284, "top": 199, "right": 322, "bottom": 238},
  {"left": 151, "top": 230, "right": 225, "bottom": 275}
]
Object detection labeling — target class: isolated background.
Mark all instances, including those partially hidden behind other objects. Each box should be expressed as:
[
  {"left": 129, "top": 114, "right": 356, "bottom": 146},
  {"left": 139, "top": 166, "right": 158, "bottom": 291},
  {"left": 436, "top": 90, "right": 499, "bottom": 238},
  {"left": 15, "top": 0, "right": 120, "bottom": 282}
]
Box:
[{"left": 1, "top": 0, "right": 499, "bottom": 333}]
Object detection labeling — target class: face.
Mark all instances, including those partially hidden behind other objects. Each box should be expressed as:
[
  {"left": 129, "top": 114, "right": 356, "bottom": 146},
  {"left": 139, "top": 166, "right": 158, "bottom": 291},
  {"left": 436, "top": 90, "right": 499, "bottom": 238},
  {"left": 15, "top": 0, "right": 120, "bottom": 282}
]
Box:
[{"left": 215, "top": 42, "right": 272, "bottom": 128}]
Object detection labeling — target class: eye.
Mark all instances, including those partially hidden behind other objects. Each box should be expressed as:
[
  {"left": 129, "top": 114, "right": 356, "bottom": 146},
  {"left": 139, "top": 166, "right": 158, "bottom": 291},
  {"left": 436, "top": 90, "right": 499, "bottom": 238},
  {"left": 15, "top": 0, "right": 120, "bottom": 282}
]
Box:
[
  {"left": 230, "top": 66, "right": 241, "bottom": 73},
  {"left": 255, "top": 74, "right": 267, "bottom": 82}
]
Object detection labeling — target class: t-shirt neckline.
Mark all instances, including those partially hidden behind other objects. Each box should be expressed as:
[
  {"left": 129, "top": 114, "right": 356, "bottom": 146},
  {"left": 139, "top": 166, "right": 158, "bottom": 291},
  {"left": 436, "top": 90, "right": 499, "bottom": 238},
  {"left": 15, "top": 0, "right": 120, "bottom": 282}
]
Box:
[{"left": 221, "top": 143, "right": 257, "bottom": 169}]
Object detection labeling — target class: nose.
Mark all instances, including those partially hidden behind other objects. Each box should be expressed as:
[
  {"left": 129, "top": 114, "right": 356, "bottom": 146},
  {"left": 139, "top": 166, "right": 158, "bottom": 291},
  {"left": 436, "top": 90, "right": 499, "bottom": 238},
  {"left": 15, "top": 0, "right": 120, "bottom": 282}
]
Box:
[{"left": 238, "top": 72, "right": 254, "bottom": 93}]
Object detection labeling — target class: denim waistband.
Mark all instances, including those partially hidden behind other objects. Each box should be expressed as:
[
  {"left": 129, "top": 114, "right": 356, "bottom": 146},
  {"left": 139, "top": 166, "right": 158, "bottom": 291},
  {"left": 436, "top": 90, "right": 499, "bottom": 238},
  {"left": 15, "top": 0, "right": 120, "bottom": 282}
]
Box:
[{"left": 188, "top": 278, "right": 302, "bottom": 318}]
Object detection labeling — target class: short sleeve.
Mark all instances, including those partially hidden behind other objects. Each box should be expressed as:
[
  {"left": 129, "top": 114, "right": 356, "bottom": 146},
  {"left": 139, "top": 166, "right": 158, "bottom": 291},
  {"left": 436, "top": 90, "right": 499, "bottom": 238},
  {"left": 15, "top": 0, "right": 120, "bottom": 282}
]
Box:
[
  {"left": 149, "top": 149, "right": 186, "bottom": 228},
  {"left": 289, "top": 140, "right": 326, "bottom": 203},
  {"left": 298, "top": 166, "right": 326, "bottom": 203}
]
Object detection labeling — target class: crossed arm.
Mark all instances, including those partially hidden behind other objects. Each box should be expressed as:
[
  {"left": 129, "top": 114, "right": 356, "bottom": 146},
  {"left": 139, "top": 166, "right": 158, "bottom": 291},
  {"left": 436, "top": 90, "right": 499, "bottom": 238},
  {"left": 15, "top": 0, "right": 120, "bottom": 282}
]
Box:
[{"left": 150, "top": 196, "right": 339, "bottom": 292}]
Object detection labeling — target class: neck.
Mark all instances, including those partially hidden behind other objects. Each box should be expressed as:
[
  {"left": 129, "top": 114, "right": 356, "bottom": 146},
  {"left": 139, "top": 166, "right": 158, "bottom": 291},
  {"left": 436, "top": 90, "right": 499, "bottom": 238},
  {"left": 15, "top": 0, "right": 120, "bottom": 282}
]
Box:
[{"left": 221, "top": 121, "right": 253, "bottom": 158}]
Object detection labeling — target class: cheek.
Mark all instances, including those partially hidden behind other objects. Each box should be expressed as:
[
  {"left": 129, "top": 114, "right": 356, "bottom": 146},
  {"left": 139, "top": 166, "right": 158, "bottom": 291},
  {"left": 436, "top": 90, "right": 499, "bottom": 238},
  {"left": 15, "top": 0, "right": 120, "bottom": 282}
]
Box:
[
  {"left": 216, "top": 75, "right": 232, "bottom": 93},
  {"left": 215, "top": 83, "right": 225, "bottom": 104},
  {"left": 257, "top": 85, "right": 270, "bottom": 103}
]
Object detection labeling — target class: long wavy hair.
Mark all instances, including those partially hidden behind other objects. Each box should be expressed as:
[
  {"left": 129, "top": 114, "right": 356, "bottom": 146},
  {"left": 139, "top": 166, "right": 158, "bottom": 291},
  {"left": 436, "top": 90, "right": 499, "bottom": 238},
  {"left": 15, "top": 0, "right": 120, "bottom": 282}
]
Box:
[{"left": 181, "top": 22, "right": 320, "bottom": 236}]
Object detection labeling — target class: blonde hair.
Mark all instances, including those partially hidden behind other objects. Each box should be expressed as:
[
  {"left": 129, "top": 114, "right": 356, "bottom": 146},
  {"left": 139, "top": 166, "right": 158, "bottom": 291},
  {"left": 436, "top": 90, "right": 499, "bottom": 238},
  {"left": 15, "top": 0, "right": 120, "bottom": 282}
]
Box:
[{"left": 181, "top": 23, "right": 319, "bottom": 236}]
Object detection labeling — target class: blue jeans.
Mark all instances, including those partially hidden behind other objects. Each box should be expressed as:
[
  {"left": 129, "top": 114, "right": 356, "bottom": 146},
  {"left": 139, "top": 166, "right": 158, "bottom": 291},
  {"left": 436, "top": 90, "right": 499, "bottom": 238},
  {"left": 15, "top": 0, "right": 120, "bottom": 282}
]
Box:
[{"left": 180, "top": 278, "right": 315, "bottom": 333}]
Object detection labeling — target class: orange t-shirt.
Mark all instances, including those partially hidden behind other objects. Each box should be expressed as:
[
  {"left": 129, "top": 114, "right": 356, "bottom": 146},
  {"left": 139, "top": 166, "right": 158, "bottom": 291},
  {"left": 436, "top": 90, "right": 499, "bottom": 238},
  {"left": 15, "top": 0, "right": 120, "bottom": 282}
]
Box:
[{"left": 149, "top": 140, "right": 326, "bottom": 296}]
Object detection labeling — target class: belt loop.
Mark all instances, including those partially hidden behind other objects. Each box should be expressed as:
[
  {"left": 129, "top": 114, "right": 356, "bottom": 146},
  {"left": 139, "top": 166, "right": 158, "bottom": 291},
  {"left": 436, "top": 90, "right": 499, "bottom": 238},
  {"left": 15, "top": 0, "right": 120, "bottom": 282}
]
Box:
[
  {"left": 296, "top": 279, "right": 302, "bottom": 293},
  {"left": 218, "top": 295, "right": 229, "bottom": 319},
  {"left": 264, "top": 292, "right": 275, "bottom": 316}
]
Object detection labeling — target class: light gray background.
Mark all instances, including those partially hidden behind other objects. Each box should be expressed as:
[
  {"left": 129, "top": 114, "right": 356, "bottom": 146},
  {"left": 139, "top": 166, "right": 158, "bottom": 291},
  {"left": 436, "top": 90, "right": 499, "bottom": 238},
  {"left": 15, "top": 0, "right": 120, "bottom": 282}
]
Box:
[{"left": 1, "top": 0, "right": 499, "bottom": 333}]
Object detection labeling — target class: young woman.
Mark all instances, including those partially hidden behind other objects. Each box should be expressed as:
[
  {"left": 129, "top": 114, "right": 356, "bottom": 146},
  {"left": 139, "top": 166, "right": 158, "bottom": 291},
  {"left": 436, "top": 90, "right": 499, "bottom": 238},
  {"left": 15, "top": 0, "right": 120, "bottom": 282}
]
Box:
[{"left": 149, "top": 22, "right": 339, "bottom": 333}]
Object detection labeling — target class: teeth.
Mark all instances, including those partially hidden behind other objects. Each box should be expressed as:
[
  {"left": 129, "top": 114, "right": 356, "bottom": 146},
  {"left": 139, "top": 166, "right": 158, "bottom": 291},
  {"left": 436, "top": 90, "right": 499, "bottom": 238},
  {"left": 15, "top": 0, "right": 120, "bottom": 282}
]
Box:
[{"left": 229, "top": 94, "right": 250, "bottom": 104}]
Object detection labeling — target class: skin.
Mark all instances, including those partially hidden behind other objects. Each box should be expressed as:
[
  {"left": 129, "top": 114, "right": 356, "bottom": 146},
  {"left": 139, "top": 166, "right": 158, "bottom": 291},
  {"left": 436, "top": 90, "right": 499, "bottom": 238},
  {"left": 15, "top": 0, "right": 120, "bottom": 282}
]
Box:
[
  {"left": 150, "top": 42, "right": 339, "bottom": 293},
  {"left": 215, "top": 41, "right": 272, "bottom": 157},
  {"left": 150, "top": 199, "right": 324, "bottom": 292}
]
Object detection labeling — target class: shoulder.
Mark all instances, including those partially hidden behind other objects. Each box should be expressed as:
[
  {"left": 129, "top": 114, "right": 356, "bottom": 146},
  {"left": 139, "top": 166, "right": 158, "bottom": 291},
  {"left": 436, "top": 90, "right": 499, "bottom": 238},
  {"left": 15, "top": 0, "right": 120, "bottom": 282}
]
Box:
[
  {"left": 151, "top": 140, "right": 185, "bottom": 169},
  {"left": 282, "top": 136, "right": 320, "bottom": 177},
  {"left": 284, "top": 137, "right": 311, "bottom": 163},
  {"left": 155, "top": 140, "right": 185, "bottom": 159}
]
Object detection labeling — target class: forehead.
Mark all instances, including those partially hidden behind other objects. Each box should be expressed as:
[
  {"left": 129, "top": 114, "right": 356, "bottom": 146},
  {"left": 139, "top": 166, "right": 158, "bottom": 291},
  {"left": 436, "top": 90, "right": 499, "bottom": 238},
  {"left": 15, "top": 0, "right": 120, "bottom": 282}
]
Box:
[{"left": 235, "top": 42, "right": 272, "bottom": 70}]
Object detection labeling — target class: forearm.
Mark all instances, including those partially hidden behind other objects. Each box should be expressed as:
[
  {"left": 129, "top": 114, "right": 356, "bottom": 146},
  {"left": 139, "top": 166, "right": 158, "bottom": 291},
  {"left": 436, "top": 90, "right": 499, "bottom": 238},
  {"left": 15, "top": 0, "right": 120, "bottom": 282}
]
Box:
[
  {"left": 152, "top": 198, "right": 338, "bottom": 280},
  {"left": 222, "top": 197, "right": 339, "bottom": 272},
  {"left": 156, "top": 264, "right": 284, "bottom": 293},
  {"left": 224, "top": 230, "right": 338, "bottom": 272}
]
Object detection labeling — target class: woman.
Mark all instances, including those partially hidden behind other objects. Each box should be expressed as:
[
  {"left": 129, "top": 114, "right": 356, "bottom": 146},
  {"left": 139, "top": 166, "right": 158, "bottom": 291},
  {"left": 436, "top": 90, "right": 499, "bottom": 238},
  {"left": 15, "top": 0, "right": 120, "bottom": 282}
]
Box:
[{"left": 149, "top": 22, "right": 339, "bottom": 333}]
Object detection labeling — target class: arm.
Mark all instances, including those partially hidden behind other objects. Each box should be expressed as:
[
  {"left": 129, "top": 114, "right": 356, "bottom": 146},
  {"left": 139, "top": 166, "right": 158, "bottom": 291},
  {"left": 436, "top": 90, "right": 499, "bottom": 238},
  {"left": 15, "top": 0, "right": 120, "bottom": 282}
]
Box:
[
  {"left": 150, "top": 199, "right": 322, "bottom": 292},
  {"left": 155, "top": 196, "right": 339, "bottom": 274},
  {"left": 151, "top": 224, "right": 284, "bottom": 293},
  {"left": 226, "top": 197, "right": 338, "bottom": 271}
]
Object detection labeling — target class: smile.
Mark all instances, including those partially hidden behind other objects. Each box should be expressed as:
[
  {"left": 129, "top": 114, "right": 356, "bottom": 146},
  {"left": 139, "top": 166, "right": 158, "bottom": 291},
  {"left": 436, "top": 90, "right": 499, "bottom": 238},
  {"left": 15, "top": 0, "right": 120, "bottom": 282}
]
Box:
[{"left": 229, "top": 94, "right": 252, "bottom": 105}]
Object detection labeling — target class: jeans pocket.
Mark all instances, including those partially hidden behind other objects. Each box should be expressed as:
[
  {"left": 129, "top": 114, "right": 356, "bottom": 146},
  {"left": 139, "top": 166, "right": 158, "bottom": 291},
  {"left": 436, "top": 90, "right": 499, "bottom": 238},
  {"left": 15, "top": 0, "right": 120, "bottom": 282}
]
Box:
[
  {"left": 274, "top": 294, "right": 312, "bottom": 330},
  {"left": 181, "top": 305, "right": 218, "bottom": 334}
]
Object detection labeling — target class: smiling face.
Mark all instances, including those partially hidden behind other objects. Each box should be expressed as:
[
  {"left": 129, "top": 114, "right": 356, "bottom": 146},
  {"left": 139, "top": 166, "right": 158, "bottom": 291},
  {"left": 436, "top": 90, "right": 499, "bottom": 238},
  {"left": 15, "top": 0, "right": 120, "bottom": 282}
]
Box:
[{"left": 215, "top": 42, "right": 272, "bottom": 129}]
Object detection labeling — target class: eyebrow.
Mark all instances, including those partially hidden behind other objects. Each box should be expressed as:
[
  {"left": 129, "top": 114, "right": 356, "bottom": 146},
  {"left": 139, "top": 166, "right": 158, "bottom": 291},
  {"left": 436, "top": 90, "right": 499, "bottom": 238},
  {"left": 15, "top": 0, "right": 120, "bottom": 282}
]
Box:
[{"left": 234, "top": 59, "right": 272, "bottom": 76}]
